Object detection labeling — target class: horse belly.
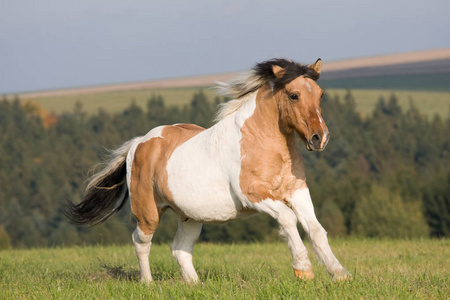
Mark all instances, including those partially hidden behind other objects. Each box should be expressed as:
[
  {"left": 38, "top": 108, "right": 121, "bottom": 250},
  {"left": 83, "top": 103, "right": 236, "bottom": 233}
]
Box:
[
  {"left": 168, "top": 169, "right": 243, "bottom": 222},
  {"left": 166, "top": 144, "right": 245, "bottom": 223}
]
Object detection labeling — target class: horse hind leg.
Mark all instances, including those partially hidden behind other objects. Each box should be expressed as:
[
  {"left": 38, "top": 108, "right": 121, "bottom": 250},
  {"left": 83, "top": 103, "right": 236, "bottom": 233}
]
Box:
[
  {"left": 171, "top": 218, "right": 203, "bottom": 283},
  {"left": 132, "top": 226, "right": 154, "bottom": 283},
  {"left": 130, "top": 189, "right": 162, "bottom": 283}
]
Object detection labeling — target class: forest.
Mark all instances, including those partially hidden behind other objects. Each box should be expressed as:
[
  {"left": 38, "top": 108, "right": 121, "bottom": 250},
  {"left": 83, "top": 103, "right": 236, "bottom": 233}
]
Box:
[{"left": 0, "top": 89, "right": 449, "bottom": 249}]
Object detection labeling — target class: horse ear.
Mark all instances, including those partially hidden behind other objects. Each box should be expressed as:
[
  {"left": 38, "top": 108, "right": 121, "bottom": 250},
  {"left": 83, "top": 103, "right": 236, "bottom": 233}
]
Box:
[
  {"left": 272, "top": 65, "right": 286, "bottom": 79},
  {"left": 310, "top": 58, "right": 322, "bottom": 75}
]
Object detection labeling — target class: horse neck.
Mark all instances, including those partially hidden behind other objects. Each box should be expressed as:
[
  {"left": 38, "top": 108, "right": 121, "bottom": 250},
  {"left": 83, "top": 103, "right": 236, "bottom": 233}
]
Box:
[{"left": 239, "top": 85, "right": 296, "bottom": 154}]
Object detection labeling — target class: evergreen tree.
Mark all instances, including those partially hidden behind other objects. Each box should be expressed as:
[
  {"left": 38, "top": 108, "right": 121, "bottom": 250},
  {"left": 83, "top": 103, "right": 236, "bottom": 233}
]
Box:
[
  {"left": 423, "top": 171, "right": 450, "bottom": 237},
  {"left": 351, "top": 185, "right": 429, "bottom": 238},
  {"left": 1, "top": 89, "right": 449, "bottom": 248},
  {"left": 147, "top": 94, "right": 167, "bottom": 127},
  {"left": 189, "top": 90, "right": 213, "bottom": 127}
]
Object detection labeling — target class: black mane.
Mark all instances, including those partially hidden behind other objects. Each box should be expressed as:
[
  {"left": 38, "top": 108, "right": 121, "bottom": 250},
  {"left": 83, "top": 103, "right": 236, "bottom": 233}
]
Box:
[
  {"left": 215, "top": 58, "right": 320, "bottom": 120},
  {"left": 253, "top": 58, "right": 320, "bottom": 93}
]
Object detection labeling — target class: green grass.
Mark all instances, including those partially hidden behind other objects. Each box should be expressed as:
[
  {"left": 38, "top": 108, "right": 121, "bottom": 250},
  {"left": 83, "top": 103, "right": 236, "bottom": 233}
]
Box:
[
  {"left": 20, "top": 86, "right": 218, "bottom": 115},
  {"left": 16, "top": 86, "right": 450, "bottom": 119},
  {"left": 1, "top": 239, "right": 448, "bottom": 299}
]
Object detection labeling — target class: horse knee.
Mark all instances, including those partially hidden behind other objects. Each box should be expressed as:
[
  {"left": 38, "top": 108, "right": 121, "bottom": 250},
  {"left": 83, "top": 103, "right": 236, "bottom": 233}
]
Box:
[
  {"left": 171, "top": 248, "right": 189, "bottom": 262},
  {"left": 133, "top": 227, "right": 153, "bottom": 255},
  {"left": 170, "top": 237, "right": 195, "bottom": 258},
  {"left": 309, "top": 223, "right": 327, "bottom": 238},
  {"left": 278, "top": 209, "right": 298, "bottom": 237},
  {"left": 171, "top": 221, "right": 202, "bottom": 262},
  {"left": 279, "top": 207, "right": 297, "bottom": 225}
]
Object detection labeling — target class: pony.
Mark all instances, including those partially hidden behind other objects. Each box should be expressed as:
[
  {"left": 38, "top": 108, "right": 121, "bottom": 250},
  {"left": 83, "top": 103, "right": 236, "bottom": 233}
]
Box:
[{"left": 66, "top": 58, "right": 351, "bottom": 283}]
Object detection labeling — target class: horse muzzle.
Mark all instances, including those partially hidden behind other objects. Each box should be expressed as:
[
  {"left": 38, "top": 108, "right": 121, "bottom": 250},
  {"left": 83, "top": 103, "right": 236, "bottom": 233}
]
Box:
[{"left": 306, "top": 130, "right": 330, "bottom": 151}]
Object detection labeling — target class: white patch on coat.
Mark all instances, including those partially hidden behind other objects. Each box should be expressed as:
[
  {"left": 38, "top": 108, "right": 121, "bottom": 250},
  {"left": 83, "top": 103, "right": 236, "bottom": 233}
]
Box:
[
  {"left": 166, "top": 93, "right": 258, "bottom": 223},
  {"left": 306, "top": 81, "right": 312, "bottom": 92},
  {"left": 126, "top": 126, "right": 165, "bottom": 195},
  {"left": 316, "top": 108, "right": 328, "bottom": 148},
  {"left": 316, "top": 109, "right": 323, "bottom": 126}
]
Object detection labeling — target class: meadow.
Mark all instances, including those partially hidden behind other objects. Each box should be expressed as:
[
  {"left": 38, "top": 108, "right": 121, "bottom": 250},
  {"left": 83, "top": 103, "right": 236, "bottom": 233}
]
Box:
[
  {"left": 1, "top": 239, "right": 448, "bottom": 299},
  {"left": 17, "top": 87, "right": 450, "bottom": 119},
  {"left": 18, "top": 87, "right": 219, "bottom": 115},
  {"left": 326, "top": 89, "right": 450, "bottom": 118}
]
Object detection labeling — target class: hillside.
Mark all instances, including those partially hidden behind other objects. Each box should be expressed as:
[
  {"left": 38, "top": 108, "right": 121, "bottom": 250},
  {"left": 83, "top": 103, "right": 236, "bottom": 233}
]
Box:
[
  {"left": 7, "top": 48, "right": 450, "bottom": 99},
  {"left": 3, "top": 48, "right": 450, "bottom": 118},
  {"left": 320, "top": 48, "right": 450, "bottom": 91}
]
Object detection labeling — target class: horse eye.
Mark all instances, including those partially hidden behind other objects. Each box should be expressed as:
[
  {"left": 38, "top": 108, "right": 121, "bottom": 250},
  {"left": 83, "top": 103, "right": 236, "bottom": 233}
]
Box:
[{"left": 289, "top": 94, "right": 299, "bottom": 100}]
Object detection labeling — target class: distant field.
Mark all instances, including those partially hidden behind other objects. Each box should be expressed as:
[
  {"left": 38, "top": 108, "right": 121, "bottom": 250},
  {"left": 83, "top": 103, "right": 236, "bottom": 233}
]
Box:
[
  {"left": 326, "top": 89, "right": 450, "bottom": 118},
  {"left": 18, "top": 87, "right": 450, "bottom": 119},
  {"left": 19, "top": 86, "right": 217, "bottom": 115},
  {"left": 6, "top": 48, "right": 449, "bottom": 118},
  {"left": 1, "top": 240, "right": 448, "bottom": 299},
  {"left": 321, "top": 73, "right": 450, "bottom": 92}
]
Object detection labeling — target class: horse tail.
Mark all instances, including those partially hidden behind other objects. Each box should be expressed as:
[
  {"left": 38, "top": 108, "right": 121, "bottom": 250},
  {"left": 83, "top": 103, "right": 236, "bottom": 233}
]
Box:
[{"left": 66, "top": 138, "right": 139, "bottom": 226}]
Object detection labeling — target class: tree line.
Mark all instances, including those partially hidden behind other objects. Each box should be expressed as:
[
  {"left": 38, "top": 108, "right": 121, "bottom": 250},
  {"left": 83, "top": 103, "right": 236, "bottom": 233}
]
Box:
[{"left": 0, "top": 90, "right": 448, "bottom": 249}]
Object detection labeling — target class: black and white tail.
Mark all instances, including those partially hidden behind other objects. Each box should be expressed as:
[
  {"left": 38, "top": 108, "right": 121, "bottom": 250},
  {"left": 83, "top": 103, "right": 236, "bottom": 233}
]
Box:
[{"left": 65, "top": 139, "right": 137, "bottom": 226}]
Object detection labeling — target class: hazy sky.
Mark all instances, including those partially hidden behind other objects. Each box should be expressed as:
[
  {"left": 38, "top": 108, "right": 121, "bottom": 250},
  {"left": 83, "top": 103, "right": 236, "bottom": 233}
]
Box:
[{"left": 1, "top": 0, "right": 449, "bottom": 94}]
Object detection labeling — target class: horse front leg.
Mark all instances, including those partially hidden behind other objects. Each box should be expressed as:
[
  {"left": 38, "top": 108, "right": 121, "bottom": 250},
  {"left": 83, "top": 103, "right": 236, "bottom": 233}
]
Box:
[
  {"left": 289, "top": 188, "right": 351, "bottom": 281},
  {"left": 253, "top": 200, "right": 314, "bottom": 279}
]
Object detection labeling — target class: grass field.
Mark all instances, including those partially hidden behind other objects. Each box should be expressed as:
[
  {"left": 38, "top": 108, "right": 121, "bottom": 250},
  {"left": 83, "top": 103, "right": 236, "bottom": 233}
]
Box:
[
  {"left": 18, "top": 86, "right": 217, "bottom": 115},
  {"left": 16, "top": 87, "right": 450, "bottom": 120},
  {"left": 326, "top": 89, "right": 450, "bottom": 119},
  {"left": 1, "top": 239, "right": 448, "bottom": 299}
]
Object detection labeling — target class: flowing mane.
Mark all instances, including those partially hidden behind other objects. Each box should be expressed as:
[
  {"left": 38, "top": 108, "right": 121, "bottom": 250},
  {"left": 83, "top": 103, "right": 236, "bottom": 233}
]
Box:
[{"left": 215, "top": 58, "right": 320, "bottom": 121}]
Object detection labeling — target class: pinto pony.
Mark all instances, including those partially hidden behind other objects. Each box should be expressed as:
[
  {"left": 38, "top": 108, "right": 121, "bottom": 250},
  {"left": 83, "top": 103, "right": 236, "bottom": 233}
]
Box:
[{"left": 66, "top": 58, "right": 351, "bottom": 283}]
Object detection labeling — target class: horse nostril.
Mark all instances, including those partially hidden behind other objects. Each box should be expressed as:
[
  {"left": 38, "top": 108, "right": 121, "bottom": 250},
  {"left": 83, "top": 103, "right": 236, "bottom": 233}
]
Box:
[{"left": 311, "top": 134, "right": 321, "bottom": 144}]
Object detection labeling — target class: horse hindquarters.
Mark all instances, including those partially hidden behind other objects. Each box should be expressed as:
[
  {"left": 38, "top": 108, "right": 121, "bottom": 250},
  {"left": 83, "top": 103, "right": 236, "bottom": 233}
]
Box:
[
  {"left": 128, "top": 136, "right": 165, "bottom": 283},
  {"left": 128, "top": 124, "right": 207, "bottom": 283}
]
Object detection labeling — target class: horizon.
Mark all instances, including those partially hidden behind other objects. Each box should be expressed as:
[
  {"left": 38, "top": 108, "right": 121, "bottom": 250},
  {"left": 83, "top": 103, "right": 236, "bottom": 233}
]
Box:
[
  {"left": 6, "top": 48, "right": 449, "bottom": 99},
  {"left": 2, "top": 0, "right": 450, "bottom": 94}
]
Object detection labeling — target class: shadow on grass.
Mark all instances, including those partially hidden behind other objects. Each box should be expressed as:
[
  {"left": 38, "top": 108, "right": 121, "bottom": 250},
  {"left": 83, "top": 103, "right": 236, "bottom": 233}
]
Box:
[
  {"left": 95, "top": 263, "right": 181, "bottom": 283},
  {"left": 99, "top": 264, "right": 140, "bottom": 282}
]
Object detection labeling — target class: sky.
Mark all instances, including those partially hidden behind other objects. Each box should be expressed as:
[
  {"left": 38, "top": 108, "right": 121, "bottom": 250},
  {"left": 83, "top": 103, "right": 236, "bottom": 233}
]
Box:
[{"left": 1, "top": 0, "right": 449, "bottom": 94}]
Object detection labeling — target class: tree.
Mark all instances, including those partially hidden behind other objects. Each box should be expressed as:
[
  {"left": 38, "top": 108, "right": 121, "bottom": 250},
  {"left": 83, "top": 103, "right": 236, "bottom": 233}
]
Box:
[
  {"left": 147, "top": 94, "right": 167, "bottom": 127},
  {"left": 351, "top": 185, "right": 429, "bottom": 238},
  {"left": 0, "top": 225, "right": 11, "bottom": 250},
  {"left": 1, "top": 89, "right": 449, "bottom": 248},
  {"left": 189, "top": 90, "right": 213, "bottom": 127},
  {"left": 423, "top": 171, "right": 450, "bottom": 237}
]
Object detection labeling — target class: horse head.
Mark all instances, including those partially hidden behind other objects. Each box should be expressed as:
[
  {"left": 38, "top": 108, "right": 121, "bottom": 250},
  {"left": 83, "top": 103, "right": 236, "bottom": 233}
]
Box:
[
  {"left": 216, "top": 58, "right": 330, "bottom": 152},
  {"left": 269, "top": 59, "right": 329, "bottom": 151}
]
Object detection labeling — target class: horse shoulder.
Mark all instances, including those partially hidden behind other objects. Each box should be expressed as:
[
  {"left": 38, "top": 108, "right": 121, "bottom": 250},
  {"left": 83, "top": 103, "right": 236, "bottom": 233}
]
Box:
[{"left": 240, "top": 138, "right": 306, "bottom": 204}]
